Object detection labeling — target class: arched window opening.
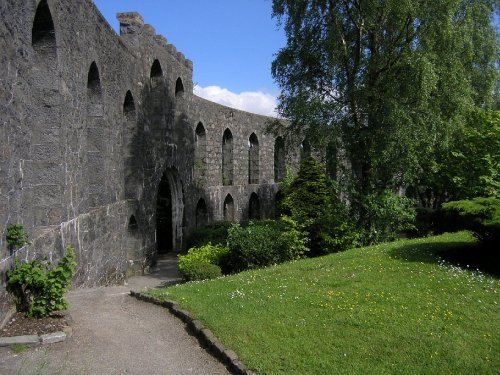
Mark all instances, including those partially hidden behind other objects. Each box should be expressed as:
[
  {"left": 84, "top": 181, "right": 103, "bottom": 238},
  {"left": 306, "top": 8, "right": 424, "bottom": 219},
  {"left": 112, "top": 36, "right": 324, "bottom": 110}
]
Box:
[
  {"left": 32, "top": 0, "right": 56, "bottom": 60},
  {"left": 194, "top": 122, "right": 207, "bottom": 186},
  {"left": 222, "top": 129, "right": 233, "bottom": 186},
  {"left": 128, "top": 215, "right": 138, "bottom": 233},
  {"left": 196, "top": 122, "right": 206, "bottom": 141},
  {"left": 175, "top": 77, "right": 185, "bottom": 96},
  {"left": 156, "top": 174, "right": 173, "bottom": 253},
  {"left": 196, "top": 198, "right": 208, "bottom": 228},
  {"left": 155, "top": 169, "right": 184, "bottom": 254},
  {"left": 249, "top": 193, "right": 260, "bottom": 220},
  {"left": 150, "top": 59, "right": 163, "bottom": 89},
  {"left": 223, "top": 194, "right": 235, "bottom": 222},
  {"left": 274, "top": 136, "right": 286, "bottom": 182},
  {"left": 123, "top": 90, "right": 136, "bottom": 122},
  {"left": 87, "top": 61, "right": 103, "bottom": 115},
  {"left": 300, "top": 138, "right": 311, "bottom": 161},
  {"left": 248, "top": 133, "right": 259, "bottom": 184}
]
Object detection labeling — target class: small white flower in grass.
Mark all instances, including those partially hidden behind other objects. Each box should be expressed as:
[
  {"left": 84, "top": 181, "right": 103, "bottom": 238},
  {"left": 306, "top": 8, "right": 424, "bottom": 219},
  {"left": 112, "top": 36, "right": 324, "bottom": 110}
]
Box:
[{"left": 230, "top": 289, "right": 245, "bottom": 299}]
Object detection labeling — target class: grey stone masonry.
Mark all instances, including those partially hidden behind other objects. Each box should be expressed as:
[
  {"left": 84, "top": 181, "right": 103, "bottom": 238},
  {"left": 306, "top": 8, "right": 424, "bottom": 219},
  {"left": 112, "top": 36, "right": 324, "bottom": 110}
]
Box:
[{"left": 0, "top": 0, "right": 311, "bottom": 322}]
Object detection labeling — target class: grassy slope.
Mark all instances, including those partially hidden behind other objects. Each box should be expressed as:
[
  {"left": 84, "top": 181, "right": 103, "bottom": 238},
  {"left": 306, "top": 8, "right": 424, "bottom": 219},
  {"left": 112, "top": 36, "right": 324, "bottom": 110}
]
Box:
[{"left": 148, "top": 232, "right": 499, "bottom": 374}]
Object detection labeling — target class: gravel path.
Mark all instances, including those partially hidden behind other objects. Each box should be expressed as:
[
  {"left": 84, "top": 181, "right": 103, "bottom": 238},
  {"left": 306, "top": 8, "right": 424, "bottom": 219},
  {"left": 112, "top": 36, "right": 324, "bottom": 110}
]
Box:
[{"left": 0, "top": 255, "right": 230, "bottom": 375}]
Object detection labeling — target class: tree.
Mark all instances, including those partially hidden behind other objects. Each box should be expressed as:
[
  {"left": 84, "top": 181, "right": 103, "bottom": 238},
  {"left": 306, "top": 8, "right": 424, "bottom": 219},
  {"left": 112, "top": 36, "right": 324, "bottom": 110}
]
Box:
[
  {"left": 282, "top": 156, "right": 358, "bottom": 253},
  {"left": 410, "top": 109, "right": 500, "bottom": 208},
  {"left": 272, "top": 0, "right": 498, "bottom": 226}
]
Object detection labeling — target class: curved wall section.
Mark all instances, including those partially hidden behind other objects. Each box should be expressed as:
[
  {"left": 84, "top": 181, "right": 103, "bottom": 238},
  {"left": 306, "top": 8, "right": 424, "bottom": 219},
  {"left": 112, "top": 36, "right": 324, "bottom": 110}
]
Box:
[{"left": 0, "top": 0, "right": 302, "bottom": 320}]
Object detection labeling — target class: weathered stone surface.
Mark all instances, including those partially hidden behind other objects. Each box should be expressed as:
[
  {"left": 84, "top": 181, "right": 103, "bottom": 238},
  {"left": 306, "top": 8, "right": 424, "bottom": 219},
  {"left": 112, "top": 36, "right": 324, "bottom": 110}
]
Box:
[
  {"left": 40, "top": 331, "right": 67, "bottom": 344},
  {"left": 0, "top": 335, "right": 39, "bottom": 347},
  {"left": 189, "top": 319, "right": 205, "bottom": 333},
  {"left": 0, "top": 0, "right": 306, "bottom": 322}
]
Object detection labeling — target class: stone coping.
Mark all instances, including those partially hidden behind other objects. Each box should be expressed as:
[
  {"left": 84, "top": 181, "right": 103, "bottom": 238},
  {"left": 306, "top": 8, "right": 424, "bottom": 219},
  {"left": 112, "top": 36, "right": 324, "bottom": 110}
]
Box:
[
  {"left": 0, "top": 330, "right": 69, "bottom": 347},
  {"left": 0, "top": 313, "right": 73, "bottom": 348},
  {"left": 130, "top": 291, "right": 258, "bottom": 375}
]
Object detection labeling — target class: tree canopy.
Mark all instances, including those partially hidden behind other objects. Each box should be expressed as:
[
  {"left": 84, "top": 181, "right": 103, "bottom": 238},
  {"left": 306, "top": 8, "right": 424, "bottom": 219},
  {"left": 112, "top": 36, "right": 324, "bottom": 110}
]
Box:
[{"left": 272, "top": 0, "right": 498, "bottom": 202}]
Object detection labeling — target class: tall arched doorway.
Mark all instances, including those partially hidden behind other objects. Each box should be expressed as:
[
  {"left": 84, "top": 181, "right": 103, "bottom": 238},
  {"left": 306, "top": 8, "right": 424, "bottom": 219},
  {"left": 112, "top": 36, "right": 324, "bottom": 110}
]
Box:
[{"left": 156, "top": 169, "right": 184, "bottom": 254}]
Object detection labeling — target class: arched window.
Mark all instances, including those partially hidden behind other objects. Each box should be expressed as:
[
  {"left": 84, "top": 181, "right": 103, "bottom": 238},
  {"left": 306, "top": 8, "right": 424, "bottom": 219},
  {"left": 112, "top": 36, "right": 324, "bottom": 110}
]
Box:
[
  {"left": 128, "top": 215, "right": 138, "bottom": 233},
  {"left": 300, "top": 138, "right": 311, "bottom": 161},
  {"left": 123, "top": 90, "right": 136, "bottom": 121},
  {"left": 32, "top": 0, "right": 56, "bottom": 60},
  {"left": 249, "top": 193, "right": 260, "bottom": 220},
  {"left": 194, "top": 122, "right": 206, "bottom": 186},
  {"left": 274, "top": 136, "right": 285, "bottom": 182},
  {"left": 222, "top": 129, "right": 233, "bottom": 186},
  {"left": 175, "top": 77, "right": 184, "bottom": 96},
  {"left": 196, "top": 198, "right": 208, "bottom": 228},
  {"left": 87, "top": 61, "right": 103, "bottom": 116},
  {"left": 223, "top": 194, "right": 234, "bottom": 222},
  {"left": 248, "top": 133, "right": 259, "bottom": 184},
  {"left": 123, "top": 90, "right": 137, "bottom": 199},
  {"left": 150, "top": 59, "right": 163, "bottom": 89}
]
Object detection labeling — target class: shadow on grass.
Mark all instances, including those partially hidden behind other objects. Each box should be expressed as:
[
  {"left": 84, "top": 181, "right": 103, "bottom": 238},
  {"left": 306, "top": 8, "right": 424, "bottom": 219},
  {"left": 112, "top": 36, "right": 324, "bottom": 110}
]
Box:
[{"left": 389, "top": 238, "right": 499, "bottom": 277}]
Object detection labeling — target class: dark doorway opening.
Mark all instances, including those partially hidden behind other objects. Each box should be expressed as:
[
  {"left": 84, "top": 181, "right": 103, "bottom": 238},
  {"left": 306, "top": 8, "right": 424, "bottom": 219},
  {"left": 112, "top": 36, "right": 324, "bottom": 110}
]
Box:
[{"left": 156, "top": 175, "right": 173, "bottom": 254}]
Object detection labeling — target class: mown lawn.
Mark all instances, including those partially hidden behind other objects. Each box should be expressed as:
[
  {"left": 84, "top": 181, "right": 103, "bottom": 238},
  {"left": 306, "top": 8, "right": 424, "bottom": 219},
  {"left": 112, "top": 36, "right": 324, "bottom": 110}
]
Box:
[{"left": 147, "top": 232, "right": 499, "bottom": 374}]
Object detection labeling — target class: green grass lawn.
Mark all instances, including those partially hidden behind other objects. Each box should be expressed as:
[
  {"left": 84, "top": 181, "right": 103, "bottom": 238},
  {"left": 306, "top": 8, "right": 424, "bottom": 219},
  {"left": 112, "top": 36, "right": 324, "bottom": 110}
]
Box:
[{"left": 147, "top": 232, "right": 499, "bottom": 374}]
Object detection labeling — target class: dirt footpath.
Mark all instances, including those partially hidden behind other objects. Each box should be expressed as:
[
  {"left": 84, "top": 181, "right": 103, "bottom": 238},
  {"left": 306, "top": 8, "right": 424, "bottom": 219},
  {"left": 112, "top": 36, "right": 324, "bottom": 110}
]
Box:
[{"left": 0, "top": 255, "right": 230, "bottom": 375}]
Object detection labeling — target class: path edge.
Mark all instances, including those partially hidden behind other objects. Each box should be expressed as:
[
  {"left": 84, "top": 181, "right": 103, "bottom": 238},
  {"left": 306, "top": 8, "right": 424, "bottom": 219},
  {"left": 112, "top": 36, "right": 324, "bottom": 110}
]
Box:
[{"left": 130, "top": 291, "right": 258, "bottom": 375}]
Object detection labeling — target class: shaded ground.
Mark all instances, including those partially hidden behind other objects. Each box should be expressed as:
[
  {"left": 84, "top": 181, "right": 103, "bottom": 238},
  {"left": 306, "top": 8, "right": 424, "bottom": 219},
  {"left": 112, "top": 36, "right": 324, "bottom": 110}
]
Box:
[
  {"left": 389, "top": 235, "right": 499, "bottom": 277},
  {"left": 0, "top": 254, "right": 230, "bottom": 375}
]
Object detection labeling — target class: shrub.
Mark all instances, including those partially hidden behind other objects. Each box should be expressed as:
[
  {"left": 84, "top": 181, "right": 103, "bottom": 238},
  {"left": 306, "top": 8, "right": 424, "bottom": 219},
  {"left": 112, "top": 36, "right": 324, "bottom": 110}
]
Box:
[
  {"left": 6, "top": 246, "right": 77, "bottom": 317},
  {"left": 280, "top": 157, "right": 336, "bottom": 255},
  {"left": 355, "top": 190, "right": 416, "bottom": 245},
  {"left": 440, "top": 197, "right": 500, "bottom": 245},
  {"left": 178, "top": 243, "right": 229, "bottom": 279},
  {"left": 6, "top": 224, "right": 30, "bottom": 250},
  {"left": 180, "top": 260, "right": 222, "bottom": 281},
  {"left": 225, "top": 217, "right": 308, "bottom": 273},
  {"left": 280, "top": 157, "right": 359, "bottom": 254},
  {"left": 282, "top": 157, "right": 330, "bottom": 223},
  {"left": 185, "top": 222, "right": 232, "bottom": 248}
]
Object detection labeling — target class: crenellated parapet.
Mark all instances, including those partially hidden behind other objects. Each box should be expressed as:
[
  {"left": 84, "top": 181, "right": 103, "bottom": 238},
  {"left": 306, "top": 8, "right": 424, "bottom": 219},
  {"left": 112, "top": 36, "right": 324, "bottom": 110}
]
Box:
[{"left": 117, "top": 12, "right": 193, "bottom": 72}]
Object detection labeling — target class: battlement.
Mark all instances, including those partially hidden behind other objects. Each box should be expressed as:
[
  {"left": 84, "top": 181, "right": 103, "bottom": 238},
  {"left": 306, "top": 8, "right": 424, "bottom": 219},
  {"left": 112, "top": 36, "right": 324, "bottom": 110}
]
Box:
[{"left": 117, "top": 12, "right": 193, "bottom": 71}]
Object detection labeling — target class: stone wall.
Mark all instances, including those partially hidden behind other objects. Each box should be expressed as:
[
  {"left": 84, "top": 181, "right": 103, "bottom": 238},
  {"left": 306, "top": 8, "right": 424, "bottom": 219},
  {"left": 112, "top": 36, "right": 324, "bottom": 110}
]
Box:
[{"left": 0, "top": 0, "right": 308, "bottom": 320}]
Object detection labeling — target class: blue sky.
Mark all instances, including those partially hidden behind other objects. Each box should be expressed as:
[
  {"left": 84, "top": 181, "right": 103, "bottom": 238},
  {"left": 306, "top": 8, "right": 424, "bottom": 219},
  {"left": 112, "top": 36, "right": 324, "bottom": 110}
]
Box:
[{"left": 93, "top": 0, "right": 286, "bottom": 115}]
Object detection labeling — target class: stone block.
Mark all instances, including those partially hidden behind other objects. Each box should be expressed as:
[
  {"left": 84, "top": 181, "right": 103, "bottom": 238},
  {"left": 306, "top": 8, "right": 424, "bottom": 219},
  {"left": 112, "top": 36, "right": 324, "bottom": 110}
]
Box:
[
  {"left": 117, "top": 12, "right": 144, "bottom": 35},
  {"left": 40, "top": 331, "right": 66, "bottom": 344},
  {"left": 33, "top": 184, "right": 62, "bottom": 206},
  {"left": 25, "top": 161, "right": 61, "bottom": 185},
  {"left": 0, "top": 335, "right": 39, "bottom": 347},
  {"left": 30, "top": 144, "right": 61, "bottom": 162},
  {"left": 86, "top": 127, "right": 105, "bottom": 152}
]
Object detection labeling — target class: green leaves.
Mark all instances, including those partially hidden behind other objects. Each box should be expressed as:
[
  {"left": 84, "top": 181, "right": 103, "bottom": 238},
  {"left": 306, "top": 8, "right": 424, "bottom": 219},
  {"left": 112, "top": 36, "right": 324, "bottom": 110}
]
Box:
[
  {"left": 6, "top": 246, "right": 77, "bottom": 317},
  {"left": 6, "top": 224, "right": 30, "bottom": 250},
  {"left": 272, "top": 0, "right": 498, "bottom": 209}
]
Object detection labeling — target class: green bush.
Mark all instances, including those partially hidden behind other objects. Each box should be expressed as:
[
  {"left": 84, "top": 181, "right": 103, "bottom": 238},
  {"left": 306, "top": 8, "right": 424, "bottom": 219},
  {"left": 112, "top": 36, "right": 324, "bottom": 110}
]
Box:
[
  {"left": 356, "top": 190, "right": 416, "bottom": 245},
  {"left": 178, "top": 243, "right": 229, "bottom": 279},
  {"left": 225, "top": 217, "right": 308, "bottom": 272},
  {"left": 6, "top": 224, "right": 30, "bottom": 250},
  {"left": 180, "top": 260, "right": 222, "bottom": 281},
  {"left": 280, "top": 157, "right": 359, "bottom": 254},
  {"left": 6, "top": 246, "right": 77, "bottom": 317},
  {"left": 406, "top": 207, "right": 436, "bottom": 237},
  {"left": 280, "top": 157, "right": 336, "bottom": 255},
  {"left": 440, "top": 197, "right": 500, "bottom": 245},
  {"left": 185, "top": 222, "right": 232, "bottom": 248}
]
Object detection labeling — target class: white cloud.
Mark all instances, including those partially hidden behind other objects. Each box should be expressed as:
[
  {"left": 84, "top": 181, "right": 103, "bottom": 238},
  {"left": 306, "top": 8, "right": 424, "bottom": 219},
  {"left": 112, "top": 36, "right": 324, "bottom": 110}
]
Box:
[{"left": 194, "top": 85, "right": 278, "bottom": 117}]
